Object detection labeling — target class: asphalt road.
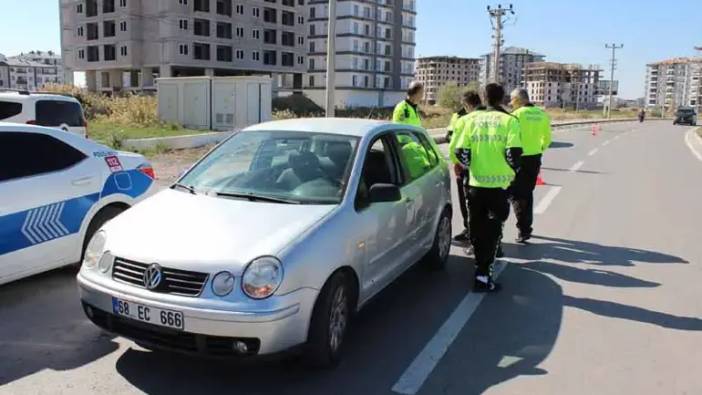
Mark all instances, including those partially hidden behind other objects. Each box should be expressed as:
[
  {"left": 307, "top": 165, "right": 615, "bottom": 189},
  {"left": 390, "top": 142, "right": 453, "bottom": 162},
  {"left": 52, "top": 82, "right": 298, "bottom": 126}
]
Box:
[{"left": 1, "top": 120, "right": 701, "bottom": 395}]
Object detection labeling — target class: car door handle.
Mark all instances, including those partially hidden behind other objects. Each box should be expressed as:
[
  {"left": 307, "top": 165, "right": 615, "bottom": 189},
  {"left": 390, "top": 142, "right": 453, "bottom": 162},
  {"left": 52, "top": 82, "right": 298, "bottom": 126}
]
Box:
[{"left": 72, "top": 176, "right": 95, "bottom": 186}]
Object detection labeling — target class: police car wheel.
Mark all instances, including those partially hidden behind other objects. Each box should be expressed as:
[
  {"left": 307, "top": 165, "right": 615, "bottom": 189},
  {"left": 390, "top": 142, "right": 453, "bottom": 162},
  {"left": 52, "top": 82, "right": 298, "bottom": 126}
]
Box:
[
  {"left": 78, "top": 206, "right": 126, "bottom": 266},
  {"left": 423, "top": 208, "right": 452, "bottom": 270}
]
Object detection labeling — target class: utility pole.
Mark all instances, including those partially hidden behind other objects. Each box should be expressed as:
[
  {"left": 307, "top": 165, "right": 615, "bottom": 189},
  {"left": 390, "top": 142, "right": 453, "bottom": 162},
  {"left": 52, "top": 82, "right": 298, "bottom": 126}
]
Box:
[
  {"left": 605, "top": 43, "right": 623, "bottom": 119},
  {"left": 325, "top": 0, "right": 337, "bottom": 117},
  {"left": 487, "top": 4, "right": 515, "bottom": 83}
]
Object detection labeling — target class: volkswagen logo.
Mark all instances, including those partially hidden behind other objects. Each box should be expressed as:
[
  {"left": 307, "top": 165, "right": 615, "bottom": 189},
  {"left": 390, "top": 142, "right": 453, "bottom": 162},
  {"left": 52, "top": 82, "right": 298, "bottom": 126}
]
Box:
[{"left": 143, "top": 263, "right": 163, "bottom": 290}]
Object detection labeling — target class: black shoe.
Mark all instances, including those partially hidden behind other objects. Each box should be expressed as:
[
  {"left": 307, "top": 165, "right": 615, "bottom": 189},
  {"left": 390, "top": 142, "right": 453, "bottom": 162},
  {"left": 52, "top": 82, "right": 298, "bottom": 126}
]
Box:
[
  {"left": 495, "top": 244, "right": 504, "bottom": 258},
  {"left": 453, "top": 230, "right": 470, "bottom": 243},
  {"left": 516, "top": 233, "right": 531, "bottom": 244},
  {"left": 473, "top": 277, "right": 502, "bottom": 293}
]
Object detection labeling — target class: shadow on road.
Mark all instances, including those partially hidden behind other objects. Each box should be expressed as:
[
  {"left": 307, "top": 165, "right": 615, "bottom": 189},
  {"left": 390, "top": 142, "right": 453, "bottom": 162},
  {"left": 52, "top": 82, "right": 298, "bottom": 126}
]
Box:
[
  {"left": 420, "top": 264, "right": 562, "bottom": 395},
  {"left": 564, "top": 296, "right": 702, "bottom": 331},
  {"left": 541, "top": 166, "right": 605, "bottom": 175},
  {"left": 0, "top": 267, "right": 119, "bottom": 386},
  {"left": 524, "top": 236, "right": 689, "bottom": 267},
  {"left": 548, "top": 141, "right": 574, "bottom": 149}
]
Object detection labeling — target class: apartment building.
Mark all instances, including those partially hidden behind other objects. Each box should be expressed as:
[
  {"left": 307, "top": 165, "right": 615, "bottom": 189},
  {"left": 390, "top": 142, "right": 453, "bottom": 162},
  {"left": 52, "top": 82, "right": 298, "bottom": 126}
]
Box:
[
  {"left": 0, "top": 51, "right": 64, "bottom": 92},
  {"left": 304, "top": 0, "right": 417, "bottom": 108},
  {"left": 645, "top": 57, "right": 701, "bottom": 113},
  {"left": 523, "top": 62, "right": 601, "bottom": 109},
  {"left": 480, "top": 46, "right": 545, "bottom": 94},
  {"left": 414, "top": 56, "right": 480, "bottom": 105},
  {"left": 59, "top": 0, "right": 307, "bottom": 93}
]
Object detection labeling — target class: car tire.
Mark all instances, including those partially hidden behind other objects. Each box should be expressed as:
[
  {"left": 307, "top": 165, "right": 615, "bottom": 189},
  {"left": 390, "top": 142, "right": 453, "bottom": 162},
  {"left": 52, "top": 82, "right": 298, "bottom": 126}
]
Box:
[
  {"left": 77, "top": 206, "right": 126, "bottom": 267},
  {"left": 423, "top": 209, "right": 452, "bottom": 270},
  {"left": 306, "top": 271, "right": 353, "bottom": 369}
]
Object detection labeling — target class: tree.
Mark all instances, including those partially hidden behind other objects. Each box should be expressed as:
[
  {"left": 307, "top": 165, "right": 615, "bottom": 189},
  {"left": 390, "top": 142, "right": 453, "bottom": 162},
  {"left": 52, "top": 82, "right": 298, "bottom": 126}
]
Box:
[{"left": 437, "top": 81, "right": 481, "bottom": 111}]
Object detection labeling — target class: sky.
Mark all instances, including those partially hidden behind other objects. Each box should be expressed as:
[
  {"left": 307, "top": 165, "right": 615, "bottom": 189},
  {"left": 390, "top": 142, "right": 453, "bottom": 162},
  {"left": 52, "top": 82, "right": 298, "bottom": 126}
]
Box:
[{"left": 1, "top": 0, "right": 700, "bottom": 98}]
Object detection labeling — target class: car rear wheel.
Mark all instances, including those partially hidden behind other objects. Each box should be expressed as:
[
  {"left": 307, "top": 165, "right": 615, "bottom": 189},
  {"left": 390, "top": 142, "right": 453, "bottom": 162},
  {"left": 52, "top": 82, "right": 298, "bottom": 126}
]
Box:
[
  {"left": 306, "top": 271, "right": 353, "bottom": 368},
  {"left": 423, "top": 209, "right": 452, "bottom": 270}
]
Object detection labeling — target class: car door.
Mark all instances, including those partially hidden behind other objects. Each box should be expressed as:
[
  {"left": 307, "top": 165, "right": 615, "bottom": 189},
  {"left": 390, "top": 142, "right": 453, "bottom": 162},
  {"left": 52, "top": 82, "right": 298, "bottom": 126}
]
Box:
[
  {"left": 352, "top": 134, "right": 415, "bottom": 298},
  {"left": 410, "top": 131, "right": 446, "bottom": 250},
  {"left": 0, "top": 130, "right": 99, "bottom": 283},
  {"left": 391, "top": 130, "right": 440, "bottom": 264}
]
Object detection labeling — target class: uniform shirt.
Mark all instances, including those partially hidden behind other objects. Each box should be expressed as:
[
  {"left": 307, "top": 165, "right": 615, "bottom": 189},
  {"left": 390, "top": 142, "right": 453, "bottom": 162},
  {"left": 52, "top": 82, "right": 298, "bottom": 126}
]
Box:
[
  {"left": 447, "top": 108, "right": 467, "bottom": 133},
  {"left": 512, "top": 104, "right": 552, "bottom": 156},
  {"left": 455, "top": 109, "right": 522, "bottom": 189},
  {"left": 397, "top": 134, "right": 431, "bottom": 180},
  {"left": 393, "top": 99, "right": 422, "bottom": 127},
  {"left": 448, "top": 108, "right": 485, "bottom": 164}
]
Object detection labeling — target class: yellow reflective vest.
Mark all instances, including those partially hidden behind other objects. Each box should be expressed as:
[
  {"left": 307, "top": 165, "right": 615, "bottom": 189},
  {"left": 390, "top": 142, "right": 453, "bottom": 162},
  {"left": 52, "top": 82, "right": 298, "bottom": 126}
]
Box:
[
  {"left": 455, "top": 109, "right": 522, "bottom": 189},
  {"left": 512, "top": 105, "right": 552, "bottom": 156},
  {"left": 393, "top": 99, "right": 422, "bottom": 127},
  {"left": 448, "top": 109, "right": 484, "bottom": 164}
]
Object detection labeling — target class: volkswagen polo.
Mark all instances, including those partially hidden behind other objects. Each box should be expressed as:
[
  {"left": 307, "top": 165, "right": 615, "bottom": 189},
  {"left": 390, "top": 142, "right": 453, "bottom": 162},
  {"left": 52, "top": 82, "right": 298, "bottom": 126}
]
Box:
[{"left": 78, "top": 118, "right": 452, "bottom": 367}]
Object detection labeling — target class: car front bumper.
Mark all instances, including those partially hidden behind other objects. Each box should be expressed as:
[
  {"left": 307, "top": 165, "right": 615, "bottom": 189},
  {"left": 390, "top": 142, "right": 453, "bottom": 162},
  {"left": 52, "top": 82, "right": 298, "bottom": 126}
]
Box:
[{"left": 77, "top": 272, "right": 318, "bottom": 356}]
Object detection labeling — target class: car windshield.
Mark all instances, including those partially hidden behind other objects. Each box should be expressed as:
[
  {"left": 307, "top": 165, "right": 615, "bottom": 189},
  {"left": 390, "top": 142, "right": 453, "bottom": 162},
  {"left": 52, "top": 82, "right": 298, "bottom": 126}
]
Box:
[
  {"left": 677, "top": 109, "right": 694, "bottom": 115},
  {"left": 179, "top": 131, "right": 359, "bottom": 205}
]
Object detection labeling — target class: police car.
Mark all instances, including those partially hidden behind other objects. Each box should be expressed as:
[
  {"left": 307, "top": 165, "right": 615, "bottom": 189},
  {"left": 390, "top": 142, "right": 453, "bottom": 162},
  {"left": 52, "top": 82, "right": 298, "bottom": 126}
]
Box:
[{"left": 0, "top": 123, "right": 155, "bottom": 285}]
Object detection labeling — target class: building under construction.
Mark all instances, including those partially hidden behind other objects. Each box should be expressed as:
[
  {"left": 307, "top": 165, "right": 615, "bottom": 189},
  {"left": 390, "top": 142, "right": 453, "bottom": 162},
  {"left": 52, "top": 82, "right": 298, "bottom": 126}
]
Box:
[
  {"left": 523, "top": 62, "right": 601, "bottom": 109},
  {"left": 415, "top": 56, "right": 481, "bottom": 105}
]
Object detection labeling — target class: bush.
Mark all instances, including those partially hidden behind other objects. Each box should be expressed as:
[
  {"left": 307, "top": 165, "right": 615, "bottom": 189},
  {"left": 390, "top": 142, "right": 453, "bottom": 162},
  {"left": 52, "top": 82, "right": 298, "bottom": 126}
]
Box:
[
  {"left": 273, "top": 94, "right": 324, "bottom": 117},
  {"left": 437, "top": 81, "right": 481, "bottom": 111}
]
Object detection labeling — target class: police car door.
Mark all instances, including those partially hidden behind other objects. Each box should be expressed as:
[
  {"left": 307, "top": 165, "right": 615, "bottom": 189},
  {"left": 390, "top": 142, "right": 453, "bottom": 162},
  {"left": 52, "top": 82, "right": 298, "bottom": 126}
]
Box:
[{"left": 0, "top": 130, "right": 99, "bottom": 283}]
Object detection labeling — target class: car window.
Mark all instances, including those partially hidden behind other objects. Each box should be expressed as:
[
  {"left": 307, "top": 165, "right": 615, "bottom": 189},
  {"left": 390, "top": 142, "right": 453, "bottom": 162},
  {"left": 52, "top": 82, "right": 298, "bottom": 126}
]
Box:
[
  {"left": 36, "top": 100, "right": 85, "bottom": 127},
  {"left": 393, "top": 131, "right": 433, "bottom": 183},
  {"left": 179, "top": 131, "right": 359, "bottom": 205},
  {"left": 355, "top": 136, "right": 400, "bottom": 210},
  {"left": 0, "top": 132, "right": 87, "bottom": 182},
  {"left": 414, "top": 132, "right": 440, "bottom": 168},
  {"left": 0, "top": 101, "right": 23, "bottom": 120}
]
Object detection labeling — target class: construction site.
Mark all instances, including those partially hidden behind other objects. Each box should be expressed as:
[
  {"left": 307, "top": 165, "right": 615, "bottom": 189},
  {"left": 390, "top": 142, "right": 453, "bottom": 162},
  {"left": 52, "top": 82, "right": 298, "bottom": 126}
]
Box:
[{"left": 523, "top": 62, "right": 602, "bottom": 110}]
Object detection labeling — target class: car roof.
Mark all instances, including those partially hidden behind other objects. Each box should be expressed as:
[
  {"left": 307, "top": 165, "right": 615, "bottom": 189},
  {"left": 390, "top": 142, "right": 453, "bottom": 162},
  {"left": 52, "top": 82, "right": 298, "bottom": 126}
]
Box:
[
  {"left": 0, "top": 91, "right": 80, "bottom": 103},
  {"left": 243, "top": 118, "right": 412, "bottom": 137}
]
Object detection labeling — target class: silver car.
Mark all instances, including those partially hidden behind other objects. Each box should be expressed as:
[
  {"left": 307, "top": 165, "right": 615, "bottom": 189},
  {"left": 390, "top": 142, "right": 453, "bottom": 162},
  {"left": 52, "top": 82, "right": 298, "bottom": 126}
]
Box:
[{"left": 78, "top": 118, "right": 452, "bottom": 367}]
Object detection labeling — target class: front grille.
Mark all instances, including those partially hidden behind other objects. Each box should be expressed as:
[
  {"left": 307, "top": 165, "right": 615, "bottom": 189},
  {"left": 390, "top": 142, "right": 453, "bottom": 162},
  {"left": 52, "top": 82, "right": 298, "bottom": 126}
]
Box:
[
  {"left": 112, "top": 257, "right": 209, "bottom": 297},
  {"left": 83, "top": 303, "right": 260, "bottom": 356}
]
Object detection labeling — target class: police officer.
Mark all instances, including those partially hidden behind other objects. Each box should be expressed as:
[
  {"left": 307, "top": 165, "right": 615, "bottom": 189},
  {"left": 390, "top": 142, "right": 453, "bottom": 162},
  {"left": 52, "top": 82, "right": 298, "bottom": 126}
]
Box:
[
  {"left": 455, "top": 83, "right": 522, "bottom": 292},
  {"left": 509, "top": 88, "right": 552, "bottom": 243},
  {"left": 448, "top": 91, "right": 485, "bottom": 243},
  {"left": 446, "top": 106, "right": 467, "bottom": 143},
  {"left": 393, "top": 81, "right": 424, "bottom": 127}
]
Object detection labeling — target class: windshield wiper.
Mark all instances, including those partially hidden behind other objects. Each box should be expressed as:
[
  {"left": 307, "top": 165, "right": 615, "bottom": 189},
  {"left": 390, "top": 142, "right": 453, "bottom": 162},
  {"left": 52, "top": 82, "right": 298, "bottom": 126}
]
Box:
[
  {"left": 172, "top": 183, "right": 197, "bottom": 195},
  {"left": 215, "top": 192, "right": 300, "bottom": 204}
]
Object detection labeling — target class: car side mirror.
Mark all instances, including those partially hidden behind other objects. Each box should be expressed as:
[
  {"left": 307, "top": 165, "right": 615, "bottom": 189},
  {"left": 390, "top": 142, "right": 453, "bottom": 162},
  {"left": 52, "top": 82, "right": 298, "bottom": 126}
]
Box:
[{"left": 368, "top": 183, "right": 401, "bottom": 204}]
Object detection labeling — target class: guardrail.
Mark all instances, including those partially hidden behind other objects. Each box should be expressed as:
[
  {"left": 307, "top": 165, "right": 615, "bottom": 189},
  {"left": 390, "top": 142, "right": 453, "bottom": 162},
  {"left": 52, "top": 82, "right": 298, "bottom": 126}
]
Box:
[{"left": 123, "top": 117, "right": 666, "bottom": 151}]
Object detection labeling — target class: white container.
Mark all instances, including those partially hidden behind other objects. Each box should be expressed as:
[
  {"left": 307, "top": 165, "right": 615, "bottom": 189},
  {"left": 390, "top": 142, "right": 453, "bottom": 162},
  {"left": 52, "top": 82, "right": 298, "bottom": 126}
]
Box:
[{"left": 156, "top": 76, "right": 272, "bottom": 131}]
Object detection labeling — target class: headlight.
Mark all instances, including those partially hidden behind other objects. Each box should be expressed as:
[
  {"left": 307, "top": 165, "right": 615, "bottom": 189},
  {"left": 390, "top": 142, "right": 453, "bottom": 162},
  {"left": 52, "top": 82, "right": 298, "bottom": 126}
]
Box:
[
  {"left": 98, "top": 251, "right": 114, "bottom": 273},
  {"left": 242, "top": 257, "right": 283, "bottom": 299},
  {"left": 212, "top": 271, "right": 235, "bottom": 296},
  {"left": 82, "top": 230, "right": 106, "bottom": 270}
]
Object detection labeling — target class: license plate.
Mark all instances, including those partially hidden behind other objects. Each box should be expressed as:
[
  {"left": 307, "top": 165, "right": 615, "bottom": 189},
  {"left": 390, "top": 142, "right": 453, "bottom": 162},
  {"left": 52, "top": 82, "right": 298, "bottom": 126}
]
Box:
[{"left": 112, "top": 297, "right": 184, "bottom": 330}]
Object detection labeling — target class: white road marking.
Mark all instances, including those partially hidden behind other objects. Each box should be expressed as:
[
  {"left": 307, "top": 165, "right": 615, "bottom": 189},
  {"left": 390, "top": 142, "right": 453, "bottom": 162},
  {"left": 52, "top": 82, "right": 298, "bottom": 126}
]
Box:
[
  {"left": 684, "top": 129, "right": 702, "bottom": 162},
  {"left": 588, "top": 148, "right": 599, "bottom": 156},
  {"left": 569, "top": 161, "right": 585, "bottom": 173},
  {"left": 392, "top": 261, "right": 507, "bottom": 395},
  {"left": 614, "top": 135, "right": 621, "bottom": 140},
  {"left": 602, "top": 140, "right": 611, "bottom": 146},
  {"left": 534, "top": 186, "right": 563, "bottom": 215}
]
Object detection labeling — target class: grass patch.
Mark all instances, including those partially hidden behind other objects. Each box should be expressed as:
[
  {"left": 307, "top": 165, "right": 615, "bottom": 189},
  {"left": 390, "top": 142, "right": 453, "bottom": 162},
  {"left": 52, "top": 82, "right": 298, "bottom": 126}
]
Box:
[{"left": 89, "top": 118, "right": 208, "bottom": 147}]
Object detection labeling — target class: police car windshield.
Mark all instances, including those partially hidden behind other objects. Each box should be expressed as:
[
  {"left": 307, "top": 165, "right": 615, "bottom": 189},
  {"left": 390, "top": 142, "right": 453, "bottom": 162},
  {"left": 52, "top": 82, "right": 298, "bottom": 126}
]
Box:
[{"left": 179, "top": 131, "right": 359, "bottom": 205}]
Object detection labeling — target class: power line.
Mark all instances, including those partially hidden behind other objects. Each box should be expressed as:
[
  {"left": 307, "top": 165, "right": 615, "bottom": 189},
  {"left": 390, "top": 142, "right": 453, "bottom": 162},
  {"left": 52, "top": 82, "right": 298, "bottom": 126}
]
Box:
[
  {"left": 486, "top": 4, "right": 515, "bottom": 84},
  {"left": 605, "top": 43, "right": 623, "bottom": 119}
]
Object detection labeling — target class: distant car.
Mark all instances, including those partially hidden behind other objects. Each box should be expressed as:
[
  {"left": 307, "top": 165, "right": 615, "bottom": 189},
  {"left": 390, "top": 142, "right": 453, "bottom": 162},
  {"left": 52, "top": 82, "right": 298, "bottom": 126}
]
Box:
[
  {"left": 0, "top": 91, "right": 88, "bottom": 137},
  {"left": 78, "top": 118, "right": 452, "bottom": 367},
  {"left": 0, "top": 123, "right": 155, "bottom": 285},
  {"left": 673, "top": 107, "right": 697, "bottom": 126}
]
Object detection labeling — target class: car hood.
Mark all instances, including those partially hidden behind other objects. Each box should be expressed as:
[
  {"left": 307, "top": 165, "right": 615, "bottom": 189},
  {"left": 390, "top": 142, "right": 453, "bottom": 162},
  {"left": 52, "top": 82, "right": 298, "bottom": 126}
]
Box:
[{"left": 104, "top": 189, "right": 336, "bottom": 274}]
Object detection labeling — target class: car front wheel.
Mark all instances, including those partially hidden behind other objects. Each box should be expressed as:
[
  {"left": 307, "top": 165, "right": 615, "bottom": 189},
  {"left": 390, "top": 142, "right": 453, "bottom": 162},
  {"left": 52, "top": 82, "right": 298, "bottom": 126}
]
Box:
[{"left": 306, "top": 271, "right": 353, "bottom": 368}]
